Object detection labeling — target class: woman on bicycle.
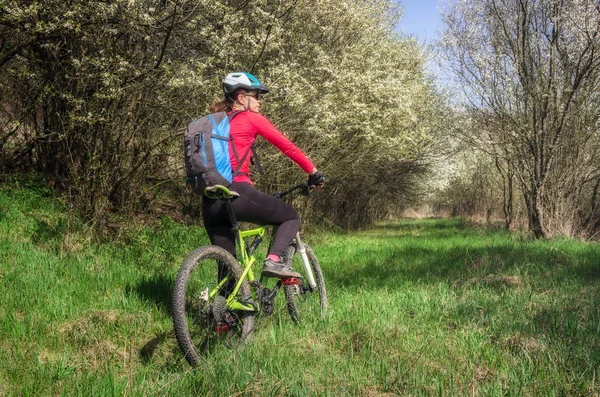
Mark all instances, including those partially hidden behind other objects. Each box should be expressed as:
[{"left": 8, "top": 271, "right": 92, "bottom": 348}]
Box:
[{"left": 204, "top": 72, "right": 325, "bottom": 279}]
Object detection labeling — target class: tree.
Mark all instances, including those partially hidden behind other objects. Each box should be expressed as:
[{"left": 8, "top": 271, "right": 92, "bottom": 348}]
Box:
[
  {"left": 1, "top": 0, "right": 447, "bottom": 230},
  {"left": 441, "top": 0, "right": 600, "bottom": 238}
]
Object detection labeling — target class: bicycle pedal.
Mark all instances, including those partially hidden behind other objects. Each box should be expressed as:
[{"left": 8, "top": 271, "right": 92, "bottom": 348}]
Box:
[
  {"left": 282, "top": 277, "right": 301, "bottom": 285},
  {"left": 215, "top": 323, "right": 229, "bottom": 335}
]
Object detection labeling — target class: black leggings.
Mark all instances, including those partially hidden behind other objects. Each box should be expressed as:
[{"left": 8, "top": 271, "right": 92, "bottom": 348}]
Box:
[{"left": 202, "top": 182, "right": 300, "bottom": 258}]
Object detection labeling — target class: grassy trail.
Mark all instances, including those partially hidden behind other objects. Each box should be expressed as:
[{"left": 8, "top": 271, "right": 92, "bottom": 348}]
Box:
[{"left": 1, "top": 183, "right": 599, "bottom": 396}]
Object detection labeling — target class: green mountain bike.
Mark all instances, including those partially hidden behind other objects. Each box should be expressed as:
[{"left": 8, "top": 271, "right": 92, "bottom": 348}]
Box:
[{"left": 172, "top": 183, "right": 328, "bottom": 367}]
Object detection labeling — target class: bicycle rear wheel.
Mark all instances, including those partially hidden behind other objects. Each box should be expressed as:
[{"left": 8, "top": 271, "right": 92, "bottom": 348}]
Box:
[
  {"left": 172, "top": 245, "right": 254, "bottom": 367},
  {"left": 282, "top": 242, "right": 328, "bottom": 323}
]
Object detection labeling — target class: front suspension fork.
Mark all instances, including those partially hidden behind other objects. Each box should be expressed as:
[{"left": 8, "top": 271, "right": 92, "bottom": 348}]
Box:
[{"left": 294, "top": 233, "right": 317, "bottom": 290}]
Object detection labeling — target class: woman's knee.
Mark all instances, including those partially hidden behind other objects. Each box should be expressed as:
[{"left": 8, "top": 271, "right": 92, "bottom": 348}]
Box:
[{"left": 288, "top": 206, "right": 300, "bottom": 221}]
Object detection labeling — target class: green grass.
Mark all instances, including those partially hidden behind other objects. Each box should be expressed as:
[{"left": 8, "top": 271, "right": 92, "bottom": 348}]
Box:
[{"left": 1, "top": 180, "right": 599, "bottom": 396}]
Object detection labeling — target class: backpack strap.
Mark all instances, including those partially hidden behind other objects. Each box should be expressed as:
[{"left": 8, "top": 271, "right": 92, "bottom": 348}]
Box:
[
  {"left": 228, "top": 111, "right": 243, "bottom": 163},
  {"left": 250, "top": 144, "right": 263, "bottom": 175},
  {"left": 228, "top": 110, "right": 242, "bottom": 120},
  {"left": 227, "top": 110, "right": 264, "bottom": 178}
]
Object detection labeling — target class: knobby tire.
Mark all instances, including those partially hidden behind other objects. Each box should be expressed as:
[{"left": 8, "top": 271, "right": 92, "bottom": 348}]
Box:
[{"left": 172, "top": 245, "right": 254, "bottom": 367}]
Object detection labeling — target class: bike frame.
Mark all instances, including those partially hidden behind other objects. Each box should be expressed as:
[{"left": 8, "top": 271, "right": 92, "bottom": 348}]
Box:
[{"left": 227, "top": 225, "right": 268, "bottom": 311}]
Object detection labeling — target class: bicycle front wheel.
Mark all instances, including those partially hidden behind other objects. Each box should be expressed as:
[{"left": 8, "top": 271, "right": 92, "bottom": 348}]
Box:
[
  {"left": 282, "top": 242, "right": 328, "bottom": 323},
  {"left": 172, "top": 245, "right": 254, "bottom": 367}
]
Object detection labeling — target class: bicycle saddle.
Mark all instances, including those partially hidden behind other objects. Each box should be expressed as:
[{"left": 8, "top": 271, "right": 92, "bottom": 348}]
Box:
[{"left": 204, "top": 185, "right": 240, "bottom": 200}]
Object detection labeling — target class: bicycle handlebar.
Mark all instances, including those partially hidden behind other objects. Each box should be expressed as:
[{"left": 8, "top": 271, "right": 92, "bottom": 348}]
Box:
[{"left": 273, "top": 183, "right": 310, "bottom": 199}]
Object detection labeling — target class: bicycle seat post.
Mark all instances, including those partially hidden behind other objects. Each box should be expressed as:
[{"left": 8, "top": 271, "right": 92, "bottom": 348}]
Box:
[
  {"left": 224, "top": 198, "right": 239, "bottom": 231},
  {"left": 204, "top": 185, "right": 240, "bottom": 232}
]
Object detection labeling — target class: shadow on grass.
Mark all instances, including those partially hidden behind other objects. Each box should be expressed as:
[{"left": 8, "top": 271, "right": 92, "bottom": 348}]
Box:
[
  {"left": 361, "top": 219, "right": 513, "bottom": 242},
  {"left": 326, "top": 221, "right": 600, "bottom": 290},
  {"left": 31, "top": 217, "right": 68, "bottom": 245},
  {"left": 139, "top": 331, "right": 174, "bottom": 364},
  {"left": 125, "top": 274, "right": 174, "bottom": 313},
  {"left": 125, "top": 275, "right": 180, "bottom": 365},
  {"left": 371, "top": 217, "right": 467, "bottom": 231}
]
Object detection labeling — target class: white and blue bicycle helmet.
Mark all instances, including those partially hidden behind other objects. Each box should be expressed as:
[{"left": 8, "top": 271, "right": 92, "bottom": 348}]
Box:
[{"left": 222, "top": 72, "right": 270, "bottom": 99}]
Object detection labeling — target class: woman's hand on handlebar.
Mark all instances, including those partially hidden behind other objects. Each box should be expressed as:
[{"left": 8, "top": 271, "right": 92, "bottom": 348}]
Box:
[{"left": 308, "top": 170, "right": 326, "bottom": 189}]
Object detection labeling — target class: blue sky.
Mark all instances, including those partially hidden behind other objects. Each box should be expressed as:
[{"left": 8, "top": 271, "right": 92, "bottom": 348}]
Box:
[{"left": 396, "top": 0, "right": 444, "bottom": 44}]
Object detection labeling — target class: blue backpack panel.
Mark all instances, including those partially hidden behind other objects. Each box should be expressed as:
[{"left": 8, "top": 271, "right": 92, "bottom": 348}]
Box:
[{"left": 184, "top": 111, "right": 248, "bottom": 195}]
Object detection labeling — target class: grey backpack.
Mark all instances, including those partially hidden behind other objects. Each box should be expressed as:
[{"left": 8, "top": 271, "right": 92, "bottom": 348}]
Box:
[{"left": 184, "top": 111, "right": 254, "bottom": 195}]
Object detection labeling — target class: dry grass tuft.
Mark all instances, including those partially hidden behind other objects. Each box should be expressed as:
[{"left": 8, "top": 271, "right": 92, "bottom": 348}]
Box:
[
  {"left": 503, "top": 333, "right": 545, "bottom": 354},
  {"left": 467, "top": 366, "right": 494, "bottom": 395},
  {"left": 473, "top": 366, "right": 491, "bottom": 382},
  {"left": 454, "top": 274, "right": 523, "bottom": 289},
  {"left": 59, "top": 309, "right": 132, "bottom": 335},
  {"left": 363, "top": 385, "right": 399, "bottom": 396},
  {"left": 57, "top": 309, "right": 154, "bottom": 370},
  {"left": 37, "top": 349, "right": 62, "bottom": 365}
]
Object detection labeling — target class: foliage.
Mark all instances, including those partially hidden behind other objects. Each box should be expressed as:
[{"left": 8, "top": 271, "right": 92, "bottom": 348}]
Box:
[{"left": 0, "top": 0, "right": 447, "bottom": 230}]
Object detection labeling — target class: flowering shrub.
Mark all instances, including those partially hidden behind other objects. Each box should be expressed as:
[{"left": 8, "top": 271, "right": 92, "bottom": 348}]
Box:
[{"left": 0, "top": 0, "right": 447, "bottom": 229}]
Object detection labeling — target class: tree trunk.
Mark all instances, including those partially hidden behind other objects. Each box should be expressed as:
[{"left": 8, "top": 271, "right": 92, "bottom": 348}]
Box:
[
  {"left": 525, "top": 184, "right": 546, "bottom": 239},
  {"left": 503, "top": 170, "right": 513, "bottom": 230}
]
